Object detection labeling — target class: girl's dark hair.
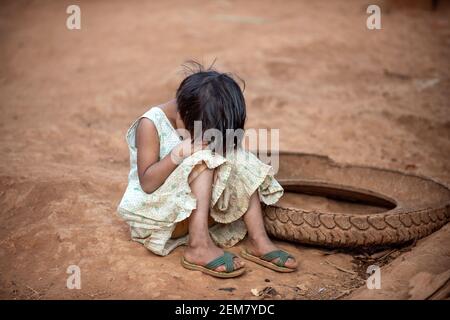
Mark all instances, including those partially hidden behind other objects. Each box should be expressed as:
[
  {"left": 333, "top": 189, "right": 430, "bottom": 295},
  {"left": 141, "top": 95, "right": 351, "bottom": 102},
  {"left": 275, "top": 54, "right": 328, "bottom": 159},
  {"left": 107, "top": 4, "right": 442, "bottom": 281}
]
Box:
[{"left": 176, "top": 60, "right": 246, "bottom": 153}]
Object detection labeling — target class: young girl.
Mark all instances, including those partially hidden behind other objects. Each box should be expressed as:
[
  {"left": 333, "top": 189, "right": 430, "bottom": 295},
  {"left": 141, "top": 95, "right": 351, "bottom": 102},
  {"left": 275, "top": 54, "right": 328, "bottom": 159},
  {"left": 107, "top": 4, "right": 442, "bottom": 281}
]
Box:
[{"left": 118, "top": 62, "right": 297, "bottom": 278}]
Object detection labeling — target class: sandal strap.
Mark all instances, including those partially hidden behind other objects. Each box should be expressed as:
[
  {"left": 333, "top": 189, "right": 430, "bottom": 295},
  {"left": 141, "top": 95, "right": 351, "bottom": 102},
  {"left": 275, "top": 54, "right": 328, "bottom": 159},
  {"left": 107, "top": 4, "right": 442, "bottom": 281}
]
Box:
[
  {"left": 205, "top": 252, "right": 236, "bottom": 272},
  {"left": 260, "top": 250, "right": 293, "bottom": 267}
]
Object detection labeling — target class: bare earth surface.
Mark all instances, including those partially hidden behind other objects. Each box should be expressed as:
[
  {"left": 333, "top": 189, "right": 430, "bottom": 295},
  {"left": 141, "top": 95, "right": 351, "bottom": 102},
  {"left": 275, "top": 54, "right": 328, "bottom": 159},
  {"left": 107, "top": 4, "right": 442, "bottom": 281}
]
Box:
[{"left": 0, "top": 0, "right": 449, "bottom": 299}]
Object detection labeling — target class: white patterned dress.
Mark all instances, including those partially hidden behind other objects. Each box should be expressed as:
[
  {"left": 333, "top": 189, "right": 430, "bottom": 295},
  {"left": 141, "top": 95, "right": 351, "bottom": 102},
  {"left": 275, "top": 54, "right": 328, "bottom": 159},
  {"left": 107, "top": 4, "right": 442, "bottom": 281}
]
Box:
[{"left": 117, "top": 106, "right": 284, "bottom": 256}]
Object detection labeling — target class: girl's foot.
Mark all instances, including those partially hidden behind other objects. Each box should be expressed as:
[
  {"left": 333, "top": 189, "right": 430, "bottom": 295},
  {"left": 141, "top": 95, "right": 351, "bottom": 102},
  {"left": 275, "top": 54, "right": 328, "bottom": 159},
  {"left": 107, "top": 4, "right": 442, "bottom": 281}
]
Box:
[
  {"left": 184, "top": 240, "right": 245, "bottom": 272},
  {"left": 245, "top": 236, "right": 298, "bottom": 269}
]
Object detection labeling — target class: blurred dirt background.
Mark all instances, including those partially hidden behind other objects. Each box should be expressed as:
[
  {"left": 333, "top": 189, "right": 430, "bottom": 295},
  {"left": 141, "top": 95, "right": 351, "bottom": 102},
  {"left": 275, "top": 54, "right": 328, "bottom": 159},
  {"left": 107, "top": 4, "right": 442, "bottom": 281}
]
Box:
[{"left": 0, "top": 0, "right": 449, "bottom": 299}]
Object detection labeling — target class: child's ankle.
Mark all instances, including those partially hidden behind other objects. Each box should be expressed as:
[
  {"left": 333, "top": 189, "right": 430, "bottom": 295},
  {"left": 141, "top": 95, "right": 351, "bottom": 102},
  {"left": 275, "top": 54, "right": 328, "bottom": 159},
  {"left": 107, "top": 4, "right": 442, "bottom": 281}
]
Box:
[
  {"left": 188, "top": 237, "right": 214, "bottom": 249},
  {"left": 248, "top": 233, "right": 271, "bottom": 245}
]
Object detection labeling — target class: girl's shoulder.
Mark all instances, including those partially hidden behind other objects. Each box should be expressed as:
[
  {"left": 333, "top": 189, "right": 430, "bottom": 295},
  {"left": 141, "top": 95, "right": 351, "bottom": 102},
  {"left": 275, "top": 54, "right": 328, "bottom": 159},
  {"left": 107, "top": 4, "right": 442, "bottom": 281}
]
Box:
[
  {"left": 126, "top": 106, "right": 164, "bottom": 147},
  {"left": 141, "top": 105, "right": 175, "bottom": 133},
  {"left": 142, "top": 106, "right": 164, "bottom": 122}
]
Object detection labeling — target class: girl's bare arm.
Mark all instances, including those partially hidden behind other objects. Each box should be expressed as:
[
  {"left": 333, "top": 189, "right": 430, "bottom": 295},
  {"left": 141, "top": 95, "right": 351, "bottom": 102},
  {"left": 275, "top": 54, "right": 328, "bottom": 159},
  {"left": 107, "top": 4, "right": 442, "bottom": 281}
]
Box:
[{"left": 135, "top": 118, "right": 180, "bottom": 194}]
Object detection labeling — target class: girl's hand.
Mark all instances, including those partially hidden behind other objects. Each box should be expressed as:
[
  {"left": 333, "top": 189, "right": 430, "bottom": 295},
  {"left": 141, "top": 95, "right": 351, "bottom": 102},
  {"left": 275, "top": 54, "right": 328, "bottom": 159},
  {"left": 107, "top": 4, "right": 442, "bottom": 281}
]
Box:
[{"left": 170, "top": 139, "right": 209, "bottom": 164}]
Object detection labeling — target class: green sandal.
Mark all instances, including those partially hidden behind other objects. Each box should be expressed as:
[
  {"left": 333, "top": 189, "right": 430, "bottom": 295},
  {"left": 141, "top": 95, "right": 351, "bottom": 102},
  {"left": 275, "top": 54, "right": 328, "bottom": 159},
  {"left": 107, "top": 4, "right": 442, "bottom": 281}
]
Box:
[
  {"left": 241, "top": 249, "right": 297, "bottom": 273},
  {"left": 181, "top": 251, "right": 245, "bottom": 278}
]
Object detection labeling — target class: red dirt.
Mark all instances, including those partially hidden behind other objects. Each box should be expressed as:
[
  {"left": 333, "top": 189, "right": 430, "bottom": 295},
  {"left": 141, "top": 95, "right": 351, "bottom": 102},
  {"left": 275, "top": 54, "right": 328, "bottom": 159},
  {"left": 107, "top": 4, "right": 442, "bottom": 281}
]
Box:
[{"left": 0, "top": 0, "right": 449, "bottom": 299}]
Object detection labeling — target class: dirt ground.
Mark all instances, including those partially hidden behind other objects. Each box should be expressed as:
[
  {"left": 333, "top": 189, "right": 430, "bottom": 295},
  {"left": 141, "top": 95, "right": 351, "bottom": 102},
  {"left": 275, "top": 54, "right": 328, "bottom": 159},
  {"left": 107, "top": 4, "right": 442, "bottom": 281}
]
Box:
[{"left": 0, "top": 0, "right": 449, "bottom": 299}]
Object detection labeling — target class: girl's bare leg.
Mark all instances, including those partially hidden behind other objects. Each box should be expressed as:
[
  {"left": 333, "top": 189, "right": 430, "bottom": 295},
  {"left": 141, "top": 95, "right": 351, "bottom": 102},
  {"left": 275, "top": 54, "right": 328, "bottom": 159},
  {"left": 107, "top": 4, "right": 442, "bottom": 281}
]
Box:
[
  {"left": 183, "top": 165, "right": 244, "bottom": 272},
  {"left": 243, "top": 191, "right": 297, "bottom": 269}
]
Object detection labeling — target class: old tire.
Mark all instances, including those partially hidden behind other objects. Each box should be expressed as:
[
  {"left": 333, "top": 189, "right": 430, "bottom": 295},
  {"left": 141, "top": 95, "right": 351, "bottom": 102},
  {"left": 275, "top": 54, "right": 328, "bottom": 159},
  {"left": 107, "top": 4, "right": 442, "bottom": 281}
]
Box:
[{"left": 262, "top": 152, "right": 450, "bottom": 247}]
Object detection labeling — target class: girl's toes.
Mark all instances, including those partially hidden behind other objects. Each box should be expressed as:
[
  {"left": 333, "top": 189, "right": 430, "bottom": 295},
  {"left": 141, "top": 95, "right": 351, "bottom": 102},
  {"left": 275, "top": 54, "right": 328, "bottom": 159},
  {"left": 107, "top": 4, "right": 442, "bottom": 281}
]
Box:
[
  {"left": 233, "top": 258, "right": 245, "bottom": 270},
  {"left": 215, "top": 265, "right": 226, "bottom": 272},
  {"left": 285, "top": 257, "right": 298, "bottom": 269},
  {"left": 272, "top": 257, "right": 297, "bottom": 269},
  {"left": 213, "top": 259, "right": 243, "bottom": 272}
]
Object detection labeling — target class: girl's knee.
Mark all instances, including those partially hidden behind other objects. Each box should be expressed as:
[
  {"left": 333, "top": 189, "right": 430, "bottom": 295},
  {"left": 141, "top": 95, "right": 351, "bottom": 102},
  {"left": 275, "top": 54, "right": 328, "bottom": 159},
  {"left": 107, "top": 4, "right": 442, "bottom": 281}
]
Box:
[{"left": 188, "top": 161, "right": 214, "bottom": 184}]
